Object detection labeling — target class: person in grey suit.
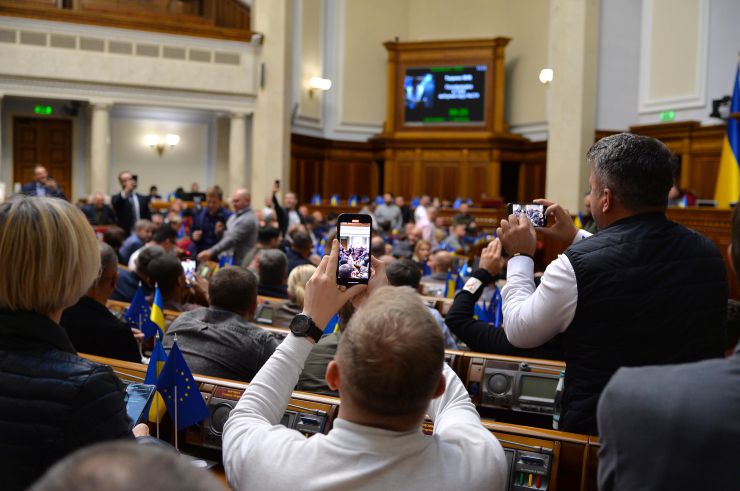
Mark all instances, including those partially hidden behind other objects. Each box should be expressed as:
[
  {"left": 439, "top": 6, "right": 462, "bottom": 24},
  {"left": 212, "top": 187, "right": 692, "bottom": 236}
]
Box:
[
  {"left": 163, "top": 266, "right": 279, "bottom": 382},
  {"left": 597, "top": 204, "right": 740, "bottom": 491},
  {"left": 197, "top": 188, "right": 258, "bottom": 266}
]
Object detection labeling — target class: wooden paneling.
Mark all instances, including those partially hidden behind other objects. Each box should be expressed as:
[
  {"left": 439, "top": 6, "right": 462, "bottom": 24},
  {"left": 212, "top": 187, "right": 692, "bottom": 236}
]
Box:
[
  {"left": 13, "top": 117, "right": 72, "bottom": 198},
  {"left": 0, "top": 0, "right": 254, "bottom": 42}
]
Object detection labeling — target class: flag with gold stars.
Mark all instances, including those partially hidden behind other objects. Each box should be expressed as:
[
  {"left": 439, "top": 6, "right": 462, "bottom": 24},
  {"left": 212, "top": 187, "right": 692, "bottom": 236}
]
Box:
[{"left": 156, "top": 341, "right": 208, "bottom": 431}]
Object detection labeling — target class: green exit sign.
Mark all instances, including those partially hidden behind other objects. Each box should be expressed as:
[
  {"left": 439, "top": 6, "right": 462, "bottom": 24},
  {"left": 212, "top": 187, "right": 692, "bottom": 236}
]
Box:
[
  {"left": 34, "top": 105, "right": 53, "bottom": 115},
  {"left": 659, "top": 110, "right": 675, "bottom": 122}
]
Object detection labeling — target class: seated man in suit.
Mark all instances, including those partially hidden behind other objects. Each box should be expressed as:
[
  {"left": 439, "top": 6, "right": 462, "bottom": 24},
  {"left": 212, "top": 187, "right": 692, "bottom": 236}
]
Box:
[
  {"left": 385, "top": 258, "right": 458, "bottom": 349},
  {"left": 255, "top": 249, "right": 290, "bottom": 299},
  {"left": 285, "top": 230, "right": 314, "bottom": 273},
  {"left": 420, "top": 250, "right": 454, "bottom": 297},
  {"left": 222, "top": 240, "right": 507, "bottom": 490},
  {"left": 61, "top": 242, "right": 141, "bottom": 363},
  {"left": 81, "top": 192, "right": 117, "bottom": 226},
  {"left": 163, "top": 267, "right": 279, "bottom": 382},
  {"left": 21, "top": 165, "right": 66, "bottom": 199},
  {"left": 111, "top": 171, "right": 151, "bottom": 234},
  {"left": 127, "top": 225, "right": 177, "bottom": 271},
  {"left": 118, "top": 219, "right": 152, "bottom": 265},
  {"left": 596, "top": 205, "right": 740, "bottom": 490},
  {"left": 111, "top": 245, "right": 164, "bottom": 302}
]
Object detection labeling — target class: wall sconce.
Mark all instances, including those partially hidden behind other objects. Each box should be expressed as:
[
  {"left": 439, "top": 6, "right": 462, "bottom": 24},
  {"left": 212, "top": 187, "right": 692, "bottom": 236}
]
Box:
[
  {"left": 145, "top": 133, "right": 180, "bottom": 156},
  {"left": 539, "top": 68, "right": 554, "bottom": 85},
  {"left": 308, "top": 77, "right": 332, "bottom": 98}
]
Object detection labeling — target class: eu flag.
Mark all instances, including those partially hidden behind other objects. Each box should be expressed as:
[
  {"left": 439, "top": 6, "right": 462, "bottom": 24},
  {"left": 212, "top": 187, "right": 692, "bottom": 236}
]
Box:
[
  {"left": 145, "top": 337, "right": 168, "bottom": 422},
  {"left": 123, "top": 285, "right": 150, "bottom": 327},
  {"left": 156, "top": 342, "right": 209, "bottom": 430}
]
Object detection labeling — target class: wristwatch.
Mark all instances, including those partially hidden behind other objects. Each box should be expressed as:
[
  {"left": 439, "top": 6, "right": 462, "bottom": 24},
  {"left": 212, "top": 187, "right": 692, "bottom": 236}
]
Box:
[{"left": 290, "top": 314, "right": 323, "bottom": 343}]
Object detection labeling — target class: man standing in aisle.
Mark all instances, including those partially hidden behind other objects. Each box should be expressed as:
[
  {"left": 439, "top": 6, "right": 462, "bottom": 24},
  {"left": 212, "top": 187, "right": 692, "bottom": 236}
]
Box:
[
  {"left": 197, "top": 188, "right": 258, "bottom": 266},
  {"left": 112, "top": 171, "right": 151, "bottom": 234}
]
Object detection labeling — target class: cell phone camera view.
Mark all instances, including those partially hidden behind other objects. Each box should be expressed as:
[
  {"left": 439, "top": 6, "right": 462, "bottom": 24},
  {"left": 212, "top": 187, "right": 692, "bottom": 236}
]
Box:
[
  {"left": 508, "top": 203, "right": 547, "bottom": 228},
  {"left": 336, "top": 214, "right": 372, "bottom": 285}
]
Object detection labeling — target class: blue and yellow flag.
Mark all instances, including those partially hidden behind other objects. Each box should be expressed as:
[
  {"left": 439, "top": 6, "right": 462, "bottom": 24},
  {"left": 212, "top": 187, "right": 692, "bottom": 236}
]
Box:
[
  {"left": 573, "top": 211, "right": 585, "bottom": 230},
  {"left": 143, "top": 287, "right": 166, "bottom": 340},
  {"left": 310, "top": 194, "right": 322, "bottom": 206},
  {"left": 323, "top": 313, "right": 340, "bottom": 334},
  {"left": 145, "top": 337, "right": 168, "bottom": 423},
  {"left": 156, "top": 342, "right": 209, "bottom": 431},
  {"left": 715, "top": 65, "right": 740, "bottom": 208},
  {"left": 330, "top": 194, "right": 340, "bottom": 206},
  {"left": 124, "top": 284, "right": 150, "bottom": 327},
  {"left": 444, "top": 271, "right": 457, "bottom": 298}
]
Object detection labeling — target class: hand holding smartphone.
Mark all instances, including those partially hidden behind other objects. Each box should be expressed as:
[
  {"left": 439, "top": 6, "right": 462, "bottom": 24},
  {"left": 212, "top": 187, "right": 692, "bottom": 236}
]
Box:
[
  {"left": 506, "top": 202, "right": 547, "bottom": 227},
  {"left": 336, "top": 214, "right": 372, "bottom": 285}
]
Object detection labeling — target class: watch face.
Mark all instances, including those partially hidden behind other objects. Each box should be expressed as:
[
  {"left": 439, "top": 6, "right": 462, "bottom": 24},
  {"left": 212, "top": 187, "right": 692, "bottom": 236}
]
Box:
[{"left": 291, "top": 315, "right": 311, "bottom": 336}]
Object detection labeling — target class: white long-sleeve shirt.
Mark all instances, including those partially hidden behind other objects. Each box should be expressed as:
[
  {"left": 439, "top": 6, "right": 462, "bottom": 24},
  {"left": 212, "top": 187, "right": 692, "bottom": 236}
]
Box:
[
  {"left": 502, "top": 229, "right": 591, "bottom": 348},
  {"left": 222, "top": 334, "right": 507, "bottom": 491}
]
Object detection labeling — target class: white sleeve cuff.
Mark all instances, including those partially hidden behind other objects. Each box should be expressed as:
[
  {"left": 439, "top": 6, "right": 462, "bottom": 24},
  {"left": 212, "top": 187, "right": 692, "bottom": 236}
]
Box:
[
  {"left": 506, "top": 255, "right": 535, "bottom": 276},
  {"left": 573, "top": 229, "right": 592, "bottom": 244}
]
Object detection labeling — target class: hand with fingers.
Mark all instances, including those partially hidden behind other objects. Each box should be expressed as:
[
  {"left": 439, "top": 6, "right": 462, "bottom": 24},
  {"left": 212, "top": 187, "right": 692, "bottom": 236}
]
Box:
[
  {"left": 350, "top": 254, "right": 389, "bottom": 310},
  {"left": 479, "top": 238, "right": 505, "bottom": 276},
  {"left": 533, "top": 198, "right": 579, "bottom": 243},
  {"left": 303, "top": 239, "right": 369, "bottom": 328},
  {"left": 496, "top": 212, "right": 536, "bottom": 258}
]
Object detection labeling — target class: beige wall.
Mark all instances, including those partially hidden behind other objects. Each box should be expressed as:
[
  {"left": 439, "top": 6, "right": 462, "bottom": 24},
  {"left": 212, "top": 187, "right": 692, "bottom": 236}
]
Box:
[
  {"left": 110, "top": 118, "right": 209, "bottom": 196},
  {"left": 648, "top": 0, "right": 701, "bottom": 100},
  {"left": 298, "top": 0, "right": 323, "bottom": 121},
  {"left": 341, "top": 0, "right": 408, "bottom": 125},
  {"left": 340, "top": 0, "right": 549, "bottom": 128}
]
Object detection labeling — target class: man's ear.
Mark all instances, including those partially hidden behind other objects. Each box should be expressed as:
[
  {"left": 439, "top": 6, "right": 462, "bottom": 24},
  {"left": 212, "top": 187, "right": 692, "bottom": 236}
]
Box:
[
  {"left": 431, "top": 373, "right": 446, "bottom": 400},
  {"left": 326, "top": 360, "right": 340, "bottom": 391},
  {"left": 602, "top": 188, "right": 613, "bottom": 213}
]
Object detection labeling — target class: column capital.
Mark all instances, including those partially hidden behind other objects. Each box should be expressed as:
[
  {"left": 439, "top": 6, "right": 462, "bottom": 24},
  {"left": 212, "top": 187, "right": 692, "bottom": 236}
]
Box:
[
  {"left": 230, "top": 111, "right": 248, "bottom": 120},
  {"left": 89, "top": 99, "right": 114, "bottom": 110}
]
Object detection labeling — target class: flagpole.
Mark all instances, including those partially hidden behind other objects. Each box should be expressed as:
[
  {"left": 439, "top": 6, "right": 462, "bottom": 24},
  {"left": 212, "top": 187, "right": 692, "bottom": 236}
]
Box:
[
  {"left": 173, "top": 333, "right": 178, "bottom": 451},
  {"left": 155, "top": 331, "right": 160, "bottom": 440},
  {"left": 137, "top": 313, "right": 144, "bottom": 361}
]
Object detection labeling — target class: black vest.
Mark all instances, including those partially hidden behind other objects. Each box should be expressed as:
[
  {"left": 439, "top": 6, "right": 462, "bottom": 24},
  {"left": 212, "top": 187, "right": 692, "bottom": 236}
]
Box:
[{"left": 562, "top": 213, "right": 727, "bottom": 435}]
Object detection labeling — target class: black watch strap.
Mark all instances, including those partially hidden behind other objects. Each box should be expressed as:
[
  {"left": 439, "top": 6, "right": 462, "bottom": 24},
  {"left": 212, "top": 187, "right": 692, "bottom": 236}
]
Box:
[{"left": 290, "top": 314, "right": 323, "bottom": 343}]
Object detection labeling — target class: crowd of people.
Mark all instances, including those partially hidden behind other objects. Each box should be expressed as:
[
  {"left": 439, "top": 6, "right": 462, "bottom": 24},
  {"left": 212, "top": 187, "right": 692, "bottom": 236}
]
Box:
[{"left": 2, "top": 132, "right": 739, "bottom": 490}]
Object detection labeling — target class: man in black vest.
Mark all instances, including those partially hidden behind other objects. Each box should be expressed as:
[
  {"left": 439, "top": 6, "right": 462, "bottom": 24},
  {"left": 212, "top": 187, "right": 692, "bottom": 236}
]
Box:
[{"left": 496, "top": 133, "right": 728, "bottom": 435}]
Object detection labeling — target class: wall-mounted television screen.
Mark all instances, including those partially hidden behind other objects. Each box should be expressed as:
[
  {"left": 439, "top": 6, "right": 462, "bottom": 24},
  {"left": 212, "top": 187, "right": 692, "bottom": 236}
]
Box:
[{"left": 403, "top": 65, "right": 486, "bottom": 125}]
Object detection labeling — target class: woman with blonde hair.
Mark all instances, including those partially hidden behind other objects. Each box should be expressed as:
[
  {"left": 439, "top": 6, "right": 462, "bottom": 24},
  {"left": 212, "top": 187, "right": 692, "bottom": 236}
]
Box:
[
  {"left": 412, "top": 239, "right": 432, "bottom": 275},
  {"left": 272, "top": 264, "right": 317, "bottom": 327},
  {"left": 0, "top": 196, "right": 147, "bottom": 490}
]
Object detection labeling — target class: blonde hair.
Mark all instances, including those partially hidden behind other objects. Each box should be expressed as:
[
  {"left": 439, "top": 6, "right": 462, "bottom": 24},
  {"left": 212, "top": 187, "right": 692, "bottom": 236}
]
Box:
[
  {"left": 287, "top": 264, "right": 316, "bottom": 308},
  {"left": 0, "top": 197, "right": 101, "bottom": 314},
  {"left": 336, "top": 286, "right": 444, "bottom": 416}
]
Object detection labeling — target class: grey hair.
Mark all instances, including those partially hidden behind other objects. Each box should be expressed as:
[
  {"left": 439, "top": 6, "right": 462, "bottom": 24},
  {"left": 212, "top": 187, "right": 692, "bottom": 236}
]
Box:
[{"left": 586, "top": 133, "right": 676, "bottom": 211}]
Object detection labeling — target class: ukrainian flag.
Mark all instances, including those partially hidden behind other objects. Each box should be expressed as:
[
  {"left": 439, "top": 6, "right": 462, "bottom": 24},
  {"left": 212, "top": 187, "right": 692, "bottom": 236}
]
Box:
[
  {"left": 573, "top": 211, "right": 585, "bottom": 230},
  {"left": 444, "top": 271, "right": 457, "bottom": 298},
  {"left": 150, "top": 287, "right": 167, "bottom": 336},
  {"left": 145, "top": 337, "right": 168, "bottom": 423},
  {"left": 714, "top": 65, "right": 740, "bottom": 208}
]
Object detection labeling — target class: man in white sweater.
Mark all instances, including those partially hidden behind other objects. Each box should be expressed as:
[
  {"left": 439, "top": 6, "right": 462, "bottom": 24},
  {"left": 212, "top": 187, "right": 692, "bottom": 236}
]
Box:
[{"left": 222, "top": 239, "right": 507, "bottom": 491}]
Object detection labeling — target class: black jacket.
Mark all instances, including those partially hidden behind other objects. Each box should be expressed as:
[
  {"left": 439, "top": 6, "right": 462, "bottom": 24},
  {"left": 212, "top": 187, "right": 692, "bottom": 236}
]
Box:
[
  {"left": 111, "top": 192, "right": 151, "bottom": 234},
  {"left": 61, "top": 296, "right": 141, "bottom": 363},
  {"left": 0, "top": 310, "right": 132, "bottom": 490},
  {"left": 446, "top": 268, "right": 565, "bottom": 360},
  {"left": 81, "top": 203, "right": 117, "bottom": 226},
  {"left": 562, "top": 213, "right": 727, "bottom": 435}
]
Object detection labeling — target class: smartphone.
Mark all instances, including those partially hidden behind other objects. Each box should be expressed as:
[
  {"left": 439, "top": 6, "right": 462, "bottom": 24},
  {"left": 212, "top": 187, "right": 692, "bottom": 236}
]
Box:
[
  {"left": 181, "top": 259, "right": 196, "bottom": 283},
  {"left": 254, "top": 304, "right": 274, "bottom": 325},
  {"left": 123, "top": 383, "right": 156, "bottom": 428},
  {"left": 336, "top": 213, "right": 372, "bottom": 285},
  {"left": 506, "top": 203, "right": 547, "bottom": 228},
  {"left": 274, "top": 179, "right": 281, "bottom": 189}
]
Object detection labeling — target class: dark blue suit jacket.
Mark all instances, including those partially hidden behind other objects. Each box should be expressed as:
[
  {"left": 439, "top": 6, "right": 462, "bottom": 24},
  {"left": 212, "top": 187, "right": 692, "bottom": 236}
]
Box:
[{"left": 21, "top": 182, "right": 66, "bottom": 200}]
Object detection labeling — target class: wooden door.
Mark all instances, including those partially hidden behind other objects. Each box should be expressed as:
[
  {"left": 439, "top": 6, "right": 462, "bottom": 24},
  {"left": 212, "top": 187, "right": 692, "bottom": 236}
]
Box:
[{"left": 13, "top": 117, "right": 73, "bottom": 198}]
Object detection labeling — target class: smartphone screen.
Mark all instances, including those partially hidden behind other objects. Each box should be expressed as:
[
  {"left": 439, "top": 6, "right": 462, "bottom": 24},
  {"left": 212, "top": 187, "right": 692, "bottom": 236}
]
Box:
[
  {"left": 507, "top": 203, "right": 547, "bottom": 228},
  {"left": 181, "top": 259, "right": 196, "bottom": 283},
  {"left": 336, "top": 214, "right": 372, "bottom": 285}
]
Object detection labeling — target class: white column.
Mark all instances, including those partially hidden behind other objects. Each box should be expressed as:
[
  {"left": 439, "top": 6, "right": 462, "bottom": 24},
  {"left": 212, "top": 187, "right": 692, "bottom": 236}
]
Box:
[
  {"left": 545, "top": 0, "right": 600, "bottom": 212},
  {"left": 251, "top": 0, "right": 293, "bottom": 207},
  {"left": 228, "top": 112, "right": 248, "bottom": 196},
  {"left": 89, "top": 101, "right": 111, "bottom": 195},
  {"left": 0, "top": 95, "right": 4, "bottom": 201}
]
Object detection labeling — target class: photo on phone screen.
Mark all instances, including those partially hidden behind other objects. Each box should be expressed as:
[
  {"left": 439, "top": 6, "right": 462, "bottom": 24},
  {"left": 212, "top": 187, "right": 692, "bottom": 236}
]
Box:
[
  {"left": 507, "top": 203, "right": 547, "bottom": 227},
  {"left": 181, "top": 259, "right": 196, "bottom": 283},
  {"left": 336, "top": 214, "right": 372, "bottom": 285}
]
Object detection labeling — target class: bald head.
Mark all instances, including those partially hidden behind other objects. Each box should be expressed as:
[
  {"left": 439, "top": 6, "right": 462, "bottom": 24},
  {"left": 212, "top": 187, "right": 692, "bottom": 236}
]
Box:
[
  {"left": 231, "top": 189, "right": 251, "bottom": 212},
  {"left": 34, "top": 165, "right": 49, "bottom": 185},
  {"left": 430, "top": 251, "right": 453, "bottom": 274},
  {"left": 334, "top": 286, "right": 444, "bottom": 416}
]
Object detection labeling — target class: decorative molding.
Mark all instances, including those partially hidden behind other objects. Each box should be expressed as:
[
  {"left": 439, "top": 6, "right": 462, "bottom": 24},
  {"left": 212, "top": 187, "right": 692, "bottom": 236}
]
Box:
[
  {"left": 0, "top": 76, "right": 257, "bottom": 113},
  {"left": 509, "top": 121, "right": 548, "bottom": 142},
  {"left": 638, "top": 0, "right": 709, "bottom": 114}
]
